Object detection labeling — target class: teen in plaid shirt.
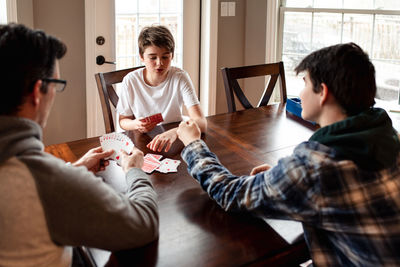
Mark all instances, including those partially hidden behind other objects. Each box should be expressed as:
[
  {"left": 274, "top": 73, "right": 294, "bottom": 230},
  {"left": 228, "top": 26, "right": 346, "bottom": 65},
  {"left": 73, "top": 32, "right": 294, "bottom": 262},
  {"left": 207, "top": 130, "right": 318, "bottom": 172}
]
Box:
[{"left": 176, "top": 43, "right": 400, "bottom": 266}]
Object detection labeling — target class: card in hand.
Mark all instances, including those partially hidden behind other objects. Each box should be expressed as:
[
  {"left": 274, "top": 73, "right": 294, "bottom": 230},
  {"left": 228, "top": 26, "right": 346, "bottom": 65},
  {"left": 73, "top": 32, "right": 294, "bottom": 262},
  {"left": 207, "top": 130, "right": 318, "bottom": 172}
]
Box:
[
  {"left": 140, "top": 113, "right": 164, "bottom": 124},
  {"left": 99, "top": 132, "right": 134, "bottom": 165}
]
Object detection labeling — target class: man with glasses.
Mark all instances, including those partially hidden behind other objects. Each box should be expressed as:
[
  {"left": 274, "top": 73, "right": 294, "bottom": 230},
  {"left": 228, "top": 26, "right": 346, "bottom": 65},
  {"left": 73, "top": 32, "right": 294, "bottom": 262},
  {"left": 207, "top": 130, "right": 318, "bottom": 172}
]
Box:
[
  {"left": 0, "top": 23, "right": 159, "bottom": 266},
  {"left": 43, "top": 78, "right": 67, "bottom": 93}
]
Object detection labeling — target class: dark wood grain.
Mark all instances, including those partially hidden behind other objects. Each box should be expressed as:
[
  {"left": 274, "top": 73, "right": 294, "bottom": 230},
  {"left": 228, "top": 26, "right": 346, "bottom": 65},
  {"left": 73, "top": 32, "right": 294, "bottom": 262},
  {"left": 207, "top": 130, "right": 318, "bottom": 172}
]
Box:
[{"left": 46, "top": 104, "right": 317, "bottom": 267}]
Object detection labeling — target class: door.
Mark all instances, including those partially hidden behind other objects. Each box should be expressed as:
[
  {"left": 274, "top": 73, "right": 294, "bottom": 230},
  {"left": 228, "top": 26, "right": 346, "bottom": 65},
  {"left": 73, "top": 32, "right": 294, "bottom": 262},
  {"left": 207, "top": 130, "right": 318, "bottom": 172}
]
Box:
[
  {"left": 85, "top": 0, "right": 200, "bottom": 138},
  {"left": 85, "top": 0, "right": 116, "bottom": 137}
]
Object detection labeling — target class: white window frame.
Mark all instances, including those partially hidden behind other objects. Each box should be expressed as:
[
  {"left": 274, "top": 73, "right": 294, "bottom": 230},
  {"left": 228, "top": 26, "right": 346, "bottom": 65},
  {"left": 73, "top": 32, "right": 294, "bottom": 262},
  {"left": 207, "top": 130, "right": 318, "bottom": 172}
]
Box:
[
  {"left": 1, "top": 0, "right": 17, "bottom": 23},
  {"left": 269, "top": 0, "right": 400, "bottom": 101},
  {"left": 277, "top": 6, "right": 400, "bottom": 61}
]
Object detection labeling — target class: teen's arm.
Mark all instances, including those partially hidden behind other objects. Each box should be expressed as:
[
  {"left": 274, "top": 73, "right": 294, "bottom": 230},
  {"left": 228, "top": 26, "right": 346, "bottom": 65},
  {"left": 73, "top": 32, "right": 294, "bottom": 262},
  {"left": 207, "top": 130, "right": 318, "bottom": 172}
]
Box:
[
  {"left": 119, "top": 114, "right": 157, "bottom": 133},
  {"left": 177, "top": 121, "right": 318, "bottom": 223},
  {"left": 146, "top": 105, "right": 206, "bottom": 152},
  {"left": 187, "top": 104, "right": 207, "bottom": 133}
]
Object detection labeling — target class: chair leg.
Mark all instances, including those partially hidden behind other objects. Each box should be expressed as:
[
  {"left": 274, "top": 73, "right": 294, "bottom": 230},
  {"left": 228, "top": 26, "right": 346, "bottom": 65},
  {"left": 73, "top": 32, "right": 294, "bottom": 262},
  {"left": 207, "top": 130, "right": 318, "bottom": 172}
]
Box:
[{"left": 73, "top": 246, "right": 97, "bottom": 267}]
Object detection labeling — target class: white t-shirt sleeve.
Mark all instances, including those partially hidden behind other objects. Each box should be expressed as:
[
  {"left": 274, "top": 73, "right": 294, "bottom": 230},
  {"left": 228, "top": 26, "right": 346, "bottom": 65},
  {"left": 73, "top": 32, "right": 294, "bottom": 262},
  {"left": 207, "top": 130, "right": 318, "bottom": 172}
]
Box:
[
  {"left": 179, "top": 71, "right": 200, "bottom": 108},
  {"left": 116, "top": 74, "right": 134, "bottom": 116}
]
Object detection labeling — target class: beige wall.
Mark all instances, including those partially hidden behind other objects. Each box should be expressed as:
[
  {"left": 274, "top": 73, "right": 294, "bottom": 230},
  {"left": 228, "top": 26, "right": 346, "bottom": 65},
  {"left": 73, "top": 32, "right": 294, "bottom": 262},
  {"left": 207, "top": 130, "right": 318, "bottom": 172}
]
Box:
[
  {"left": 17, "top": 0, "right": 87, "bottom": 145},
  {"left": 216, "top": 0, "right": 245, "bottom": 114},
  {"left": 244, "top": 0, "right": 267, "bottom": 106},
  {"left": 216, "top": 0, "right": 267, "bottom": 114},
  {"left": 16, "top": 0, "right": 33, "bottom": 28}
]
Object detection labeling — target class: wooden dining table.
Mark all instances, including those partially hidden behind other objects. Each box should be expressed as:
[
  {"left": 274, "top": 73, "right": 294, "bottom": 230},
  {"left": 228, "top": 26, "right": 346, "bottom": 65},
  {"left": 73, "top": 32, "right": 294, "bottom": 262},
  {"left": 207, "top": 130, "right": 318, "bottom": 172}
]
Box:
[{"left": 45, "top": 103, "right": 319, "bottom": 266}]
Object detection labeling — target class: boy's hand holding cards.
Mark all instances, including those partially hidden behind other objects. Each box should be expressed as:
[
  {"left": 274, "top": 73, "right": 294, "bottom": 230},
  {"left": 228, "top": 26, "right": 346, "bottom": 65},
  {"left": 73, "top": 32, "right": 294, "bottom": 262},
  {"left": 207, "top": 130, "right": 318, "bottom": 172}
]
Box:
[
  {"left": 140, "top": 113, "right": 164, "bottom": 124},
  {"left": 99, "top": 133, "right": 134, "bottom": 164}
]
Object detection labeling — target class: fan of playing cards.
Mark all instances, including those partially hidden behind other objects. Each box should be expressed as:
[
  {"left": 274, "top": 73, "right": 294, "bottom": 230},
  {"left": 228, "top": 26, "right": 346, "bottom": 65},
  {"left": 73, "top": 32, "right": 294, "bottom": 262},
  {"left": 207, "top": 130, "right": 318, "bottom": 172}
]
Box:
[
  {"left": 100, "top": 132, "right": 180, "bottom": 174},
  {"left": 143, "top": 153, "right": 181, "bottom": 174},
  {"left": 99, "top": 132, "right": 134, "bottom": 165}
]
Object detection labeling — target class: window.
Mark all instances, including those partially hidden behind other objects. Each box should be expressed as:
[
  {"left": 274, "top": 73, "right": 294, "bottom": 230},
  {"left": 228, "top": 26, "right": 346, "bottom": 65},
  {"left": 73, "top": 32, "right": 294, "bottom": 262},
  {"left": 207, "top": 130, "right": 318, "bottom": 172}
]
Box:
[
  {"left": 0, "top": 0, "right": 8, "bottom": 24},
  {"left": 115, "top": 0, "right": 183, "bottom": 70},
  {"left": 279, "top": 0, "right": 400, "bottom": 104}
]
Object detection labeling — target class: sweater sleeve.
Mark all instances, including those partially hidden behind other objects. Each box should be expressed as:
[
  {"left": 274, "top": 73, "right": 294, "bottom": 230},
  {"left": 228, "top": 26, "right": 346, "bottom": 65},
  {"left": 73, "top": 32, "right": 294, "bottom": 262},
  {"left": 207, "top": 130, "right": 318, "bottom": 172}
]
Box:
[
  {"left": 26, "top": 154, "right": 159, "bottom": 251},
  {"left": 181, "top": 140, "right": 319, "bottom": 222}
]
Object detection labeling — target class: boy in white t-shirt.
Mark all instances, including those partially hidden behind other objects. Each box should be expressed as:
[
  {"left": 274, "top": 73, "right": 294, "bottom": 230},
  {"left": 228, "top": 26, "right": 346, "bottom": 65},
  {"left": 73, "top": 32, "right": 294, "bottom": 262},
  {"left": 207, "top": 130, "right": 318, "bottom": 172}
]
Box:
[{"left": 116, "top": 25, "right": 207, "bottom": 152}]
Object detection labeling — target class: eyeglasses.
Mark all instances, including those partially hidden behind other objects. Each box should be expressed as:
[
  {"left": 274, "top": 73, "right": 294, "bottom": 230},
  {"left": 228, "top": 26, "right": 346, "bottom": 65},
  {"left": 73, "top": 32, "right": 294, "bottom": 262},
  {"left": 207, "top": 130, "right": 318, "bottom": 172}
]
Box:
[{"left": 42, "top": 78, "right": 67, "bottom": 92}]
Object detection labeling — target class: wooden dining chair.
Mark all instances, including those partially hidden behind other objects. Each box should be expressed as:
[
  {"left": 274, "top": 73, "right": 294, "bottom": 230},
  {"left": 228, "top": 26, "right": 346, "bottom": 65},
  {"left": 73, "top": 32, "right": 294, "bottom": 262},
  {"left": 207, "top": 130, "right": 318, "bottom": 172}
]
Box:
[
  {"left": 95, "top": 66, "right": 144, "bottom": 133},
  {"left": 221, "top": 61, "right": 287, "bottom": 113}
]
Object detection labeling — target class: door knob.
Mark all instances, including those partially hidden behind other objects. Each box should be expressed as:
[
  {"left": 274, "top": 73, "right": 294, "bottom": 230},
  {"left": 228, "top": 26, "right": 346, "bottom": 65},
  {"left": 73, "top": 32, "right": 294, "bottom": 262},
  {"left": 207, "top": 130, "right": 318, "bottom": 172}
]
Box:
[{"left": 96, "top": 55, "right": 116, "bottom": 65}]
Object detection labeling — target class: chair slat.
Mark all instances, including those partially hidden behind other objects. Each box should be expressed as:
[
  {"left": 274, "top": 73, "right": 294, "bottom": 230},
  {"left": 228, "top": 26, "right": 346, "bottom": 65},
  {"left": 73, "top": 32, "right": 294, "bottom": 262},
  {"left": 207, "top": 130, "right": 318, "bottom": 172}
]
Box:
[{"left": 221, "top": 62, "right": 287, "bottom": 113}]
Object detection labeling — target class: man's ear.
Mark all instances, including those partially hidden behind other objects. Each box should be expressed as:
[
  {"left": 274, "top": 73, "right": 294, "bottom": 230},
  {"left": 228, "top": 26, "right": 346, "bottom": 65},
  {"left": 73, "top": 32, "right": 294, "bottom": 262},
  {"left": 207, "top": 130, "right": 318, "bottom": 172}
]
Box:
[
  {"left": 319, "top": 82, "right": 329, "bottom": 105},
  {"left": 31, "top": 80, "right": 43, "bottom": 106}
]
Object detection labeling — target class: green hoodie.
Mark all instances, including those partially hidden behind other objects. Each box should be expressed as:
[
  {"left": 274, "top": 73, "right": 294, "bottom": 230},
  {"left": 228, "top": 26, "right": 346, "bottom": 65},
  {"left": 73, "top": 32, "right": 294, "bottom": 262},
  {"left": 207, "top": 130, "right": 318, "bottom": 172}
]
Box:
[{"left": 309, "top": 108, "right": 400, "bottom": 171}]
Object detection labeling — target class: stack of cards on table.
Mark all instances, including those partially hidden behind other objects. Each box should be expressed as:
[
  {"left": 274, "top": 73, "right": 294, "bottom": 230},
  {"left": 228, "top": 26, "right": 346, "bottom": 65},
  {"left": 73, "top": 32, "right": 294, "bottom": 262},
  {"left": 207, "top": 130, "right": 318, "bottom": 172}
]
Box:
[
  {"left": 99, "top": 132, "right": 134, "bottom": 164},
  {"left": 140, "top": 113, "right": 164, "bottom": 124},
  {"left": 142, "top": 153, "right": 181, "bottom": 174}
]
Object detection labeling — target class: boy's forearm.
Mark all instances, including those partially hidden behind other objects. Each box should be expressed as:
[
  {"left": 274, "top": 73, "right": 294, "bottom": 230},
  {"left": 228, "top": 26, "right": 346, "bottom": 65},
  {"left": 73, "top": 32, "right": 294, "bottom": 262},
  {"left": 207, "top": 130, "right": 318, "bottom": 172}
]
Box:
[
  {"left": 193, "top": 117, "right": 207, "bottom": 133},
  {"left": 119, "top": 118, "right": 136, "bottom": 130}
]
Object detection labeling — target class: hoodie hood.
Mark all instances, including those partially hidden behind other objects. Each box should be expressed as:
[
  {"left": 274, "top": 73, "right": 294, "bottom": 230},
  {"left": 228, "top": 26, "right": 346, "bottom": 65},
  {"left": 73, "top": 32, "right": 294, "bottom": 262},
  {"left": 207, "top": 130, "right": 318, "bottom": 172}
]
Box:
[
  {"left": 309, "top": 108, "right": 400, "bottom": 171},
  {"left": 0, "top": 116, "right": 43, "bottom": 164}
]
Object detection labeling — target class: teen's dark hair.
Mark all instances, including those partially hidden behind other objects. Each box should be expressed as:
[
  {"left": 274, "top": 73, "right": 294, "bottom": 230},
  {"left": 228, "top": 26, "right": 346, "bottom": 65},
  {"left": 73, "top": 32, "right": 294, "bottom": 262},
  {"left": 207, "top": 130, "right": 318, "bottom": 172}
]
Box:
[
  {"left": 0, "top": 23, "right": 67, "bottom": 115},
  {"left": 295, "top": 43, "right": 376, "bottom": 115},
  {"left": 138, "top": 25, "right": 175, "bottom": 57}
]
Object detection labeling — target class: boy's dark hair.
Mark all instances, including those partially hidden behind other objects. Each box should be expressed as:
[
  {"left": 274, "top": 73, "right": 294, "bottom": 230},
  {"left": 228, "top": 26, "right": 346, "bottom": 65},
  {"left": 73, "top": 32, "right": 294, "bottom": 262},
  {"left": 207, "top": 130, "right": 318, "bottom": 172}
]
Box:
[
  {"left": 138, "top": 25, "right": 175, "bottom": 57},
  {"left": 295, "top": 43, "right": 376, "bottom": 115},
  {"left": 0, "top": 23, "right": 67, "bottom": 115}
]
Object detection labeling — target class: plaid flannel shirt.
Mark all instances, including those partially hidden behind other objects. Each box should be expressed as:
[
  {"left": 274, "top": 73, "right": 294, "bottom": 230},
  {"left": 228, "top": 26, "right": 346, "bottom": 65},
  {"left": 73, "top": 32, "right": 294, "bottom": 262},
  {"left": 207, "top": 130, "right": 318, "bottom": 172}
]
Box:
[{"left": 181, "top": 139, "right": 400, "bottom": 267}]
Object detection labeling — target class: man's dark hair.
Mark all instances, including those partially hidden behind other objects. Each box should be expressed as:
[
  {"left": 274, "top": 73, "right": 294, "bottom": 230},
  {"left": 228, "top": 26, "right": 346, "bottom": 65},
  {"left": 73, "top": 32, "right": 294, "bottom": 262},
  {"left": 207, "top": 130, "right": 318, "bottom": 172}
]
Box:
[
  {"left": 0, "top": 23, "right": 67, "bottom": 115},
  {"left": 138, "top": 25, "right": 175, "bottom": 57},
  {"left": 295, "top": 43, "right": 376, "bottom": 115}
]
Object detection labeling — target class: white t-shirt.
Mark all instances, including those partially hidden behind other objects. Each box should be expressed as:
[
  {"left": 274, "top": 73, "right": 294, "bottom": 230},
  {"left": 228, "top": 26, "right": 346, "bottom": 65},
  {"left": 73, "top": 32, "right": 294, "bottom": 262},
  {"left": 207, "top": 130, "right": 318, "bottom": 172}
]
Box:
[{"left": 116, "top": 66, "right": 200, "bottom": 124}]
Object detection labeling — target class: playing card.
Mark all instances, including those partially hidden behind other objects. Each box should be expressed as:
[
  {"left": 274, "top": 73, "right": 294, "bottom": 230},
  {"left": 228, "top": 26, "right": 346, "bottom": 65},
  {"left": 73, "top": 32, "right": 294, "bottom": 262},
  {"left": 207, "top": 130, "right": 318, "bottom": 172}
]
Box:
[
  {"left": 140, "top": 113, "right": 164, "bottom": 124},
  {"left": 99, "top": 132, "right": 134, "bottom": 164},
  {"left": 144, "top": 154, "right": 162, "bottom": 164},
  {"left": 141, "top": 153, "right": 180, "bottom": 174},
  {"left": 142, "top": 160, "right": 160, "bottom": 173},
  {"left": 145, "top": 153, "right": 163, "bottom": 160},
  {"left": 156, "top": 158, "right": 181, "bottom": 173},
  {"left": 142, "top": 153, "right": 163, "bottom": 173}
]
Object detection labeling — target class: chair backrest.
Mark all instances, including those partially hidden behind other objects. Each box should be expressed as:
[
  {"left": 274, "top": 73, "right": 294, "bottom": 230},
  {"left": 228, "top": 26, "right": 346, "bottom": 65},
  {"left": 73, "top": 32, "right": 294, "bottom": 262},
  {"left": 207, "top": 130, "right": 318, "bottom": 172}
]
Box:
[
  {"left": 221, "top": 61, "right": 287, "bottom": 113},
  {"left": 95, "top": 66, "right": 144, "bottom": 133}
]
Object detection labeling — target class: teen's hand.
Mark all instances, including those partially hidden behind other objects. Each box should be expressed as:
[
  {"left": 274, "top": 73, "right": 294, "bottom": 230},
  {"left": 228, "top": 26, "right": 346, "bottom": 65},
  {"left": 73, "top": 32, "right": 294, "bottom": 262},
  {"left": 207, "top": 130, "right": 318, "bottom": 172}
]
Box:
[
  {"left": 250, "top": 163, "right": 272, "bottom": 175},
  {"left": 177, "top": 120, "right": 201, "bottom": 146},
  {"left": 147, "top": 128, "right": 178, "bottom": 152},
  {"left": 73, "top": 146, "right": 114, "bottom": 173},
  {"left": 119, "top": 147, "right": 144, "bottom": 173},
  {"left": 134, "top": 118, "right": 158, "bottom": 133}
]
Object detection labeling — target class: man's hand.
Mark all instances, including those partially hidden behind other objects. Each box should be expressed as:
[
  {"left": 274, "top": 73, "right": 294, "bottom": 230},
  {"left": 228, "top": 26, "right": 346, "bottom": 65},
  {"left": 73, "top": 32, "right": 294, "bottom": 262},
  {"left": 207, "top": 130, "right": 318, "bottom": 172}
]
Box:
[
  {"left": 250, "top": 163, "right": 272, "bottom": 175},
  {"left": 73, "top": 146, "right": 114, "bottom": 173},
  {"left": 177, "top": 120, "right": 201, "bottom": 146},
  {"left": 119, "top": 147, "right": 145, "bottom": 173},
  {"left": 147, "top": 128, "right": 178, "bottom": 152}
]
